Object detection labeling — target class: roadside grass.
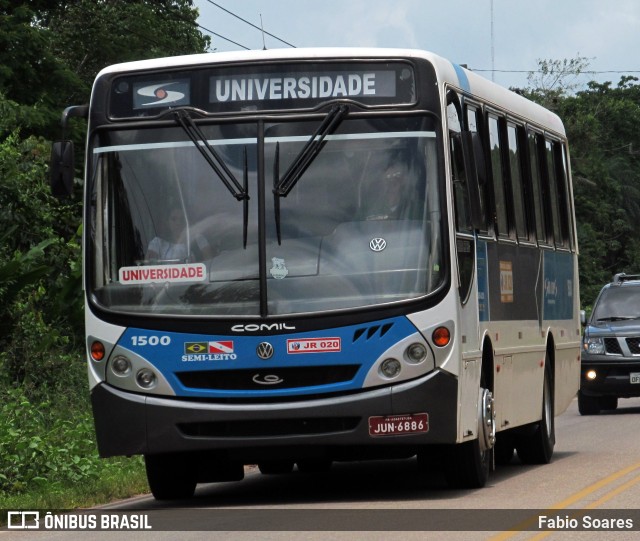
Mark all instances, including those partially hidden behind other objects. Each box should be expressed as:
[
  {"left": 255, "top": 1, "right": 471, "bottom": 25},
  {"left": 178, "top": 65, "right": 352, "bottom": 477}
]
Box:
[
  {"left": 0, "top": 385, "right": 150, "bottom": 513},
  {"left": 0, "top": 457, "right": 148, "bottom": 511}
]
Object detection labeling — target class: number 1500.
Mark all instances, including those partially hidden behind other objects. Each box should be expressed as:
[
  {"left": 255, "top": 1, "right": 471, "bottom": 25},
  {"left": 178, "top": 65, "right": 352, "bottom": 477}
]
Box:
[{"left": 131, "top": 335, "right": 171, "bottom": 346}]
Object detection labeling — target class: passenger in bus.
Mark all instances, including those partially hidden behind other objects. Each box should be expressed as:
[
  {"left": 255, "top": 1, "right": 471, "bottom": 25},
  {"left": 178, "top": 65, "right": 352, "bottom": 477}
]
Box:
[{"left": 147, "top": 208, "right": 212, "bottom": 263}]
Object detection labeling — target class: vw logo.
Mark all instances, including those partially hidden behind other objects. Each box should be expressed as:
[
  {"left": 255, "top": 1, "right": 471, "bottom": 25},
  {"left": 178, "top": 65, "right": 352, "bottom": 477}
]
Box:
[
  {"left": 369, "top": 237, "right": 387, "bottom": 252},
  {"left": 256, "top": 342, "right": 274, "bottom": 359}
]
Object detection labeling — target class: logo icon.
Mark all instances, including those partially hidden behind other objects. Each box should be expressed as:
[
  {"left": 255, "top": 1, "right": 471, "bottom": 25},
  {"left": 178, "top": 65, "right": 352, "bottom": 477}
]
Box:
[
  {"left": 134, "top": 81, "right": 189, "bottom": 108},
  {"left": 369, "top": 238, "right": 387, "bottom": 252},
  {"left": 7, "top": 511, "right": 40, "bottom": 529},
  {"left": 256, "top": 342, "right": 274, "bottom": 359},
  {"left": 252, "top": 374, "right": 284, "bottom": 385}
]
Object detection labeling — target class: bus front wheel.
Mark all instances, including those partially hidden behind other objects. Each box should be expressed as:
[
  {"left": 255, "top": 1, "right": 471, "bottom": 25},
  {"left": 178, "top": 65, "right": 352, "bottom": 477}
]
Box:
[
  {"left": 444, "top": 387, "right": 494, "bottom": 489},
  {"left": 145, "top": 453, "right": 197, "bottom": 500},
  {"left": 443, "top": 439, "right": 490, "bottom": 489}
]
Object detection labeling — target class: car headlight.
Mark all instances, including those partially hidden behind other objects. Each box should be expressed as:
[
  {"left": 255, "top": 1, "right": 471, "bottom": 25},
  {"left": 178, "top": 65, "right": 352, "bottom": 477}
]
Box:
[{"left": 584, "top": 337, "right": 605, "bottom": 355}]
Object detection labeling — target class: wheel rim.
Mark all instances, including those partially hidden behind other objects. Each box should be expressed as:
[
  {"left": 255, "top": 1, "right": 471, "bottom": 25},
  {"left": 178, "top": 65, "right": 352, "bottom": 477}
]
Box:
[
  {"left": 479, "top": 388, "right": 496, "bottom": 451},
  {"left": 543, "top": 373, "right": 553, "bottom": 437}
]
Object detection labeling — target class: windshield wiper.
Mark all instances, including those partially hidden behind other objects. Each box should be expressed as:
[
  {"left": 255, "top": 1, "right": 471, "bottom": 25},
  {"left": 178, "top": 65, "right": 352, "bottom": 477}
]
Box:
[
  {"left": 597, "top": 316, "right": 636, "bottom": 322},
  {"left": 272, "top": 104, "right": 348, "bottom": 244},
  {"left": 173, "top": 109, "right": 250, "bottom": 247}
]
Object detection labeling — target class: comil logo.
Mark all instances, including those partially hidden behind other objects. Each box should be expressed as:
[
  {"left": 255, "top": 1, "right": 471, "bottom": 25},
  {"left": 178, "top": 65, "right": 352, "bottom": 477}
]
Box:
[{"left": 231, "top": 323, "right": 295, "bottom": 332}]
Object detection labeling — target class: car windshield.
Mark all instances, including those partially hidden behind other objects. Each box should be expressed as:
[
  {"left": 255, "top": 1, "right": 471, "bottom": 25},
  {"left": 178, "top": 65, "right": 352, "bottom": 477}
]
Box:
[
  {"left": 593, "top": 286, "right": 640, "bottom": 321},
  {"left": 88, "top": 115, "right": 444, "bottom": 316}
]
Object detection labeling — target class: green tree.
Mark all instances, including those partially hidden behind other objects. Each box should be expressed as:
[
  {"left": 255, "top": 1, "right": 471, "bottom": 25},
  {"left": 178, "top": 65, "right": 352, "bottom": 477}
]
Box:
[
  {"left": 567, "top": 78, "right": 640, "bottom": 301},
  {"left": 0, "top": 1, "right": 211, "bottom": 389},
  {"left": 523, "top": 58, "right": 640, "bottom": 303},
  {"left": 0, "top": 1, "right": 213, "bottom": 500},
  {"left": 526, "top": 61, "right": 640, "bottom": 303},
  {"left": 0, "top": 0, "right": 210, "bottom": 139},
  {"left": 524, "top": 56, "right": 592, "bottom": 108}
]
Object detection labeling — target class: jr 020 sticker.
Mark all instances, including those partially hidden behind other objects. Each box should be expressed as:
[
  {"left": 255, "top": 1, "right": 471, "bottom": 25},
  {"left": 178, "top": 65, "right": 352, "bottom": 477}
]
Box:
[{"left": 287, "top": 337, "right": 341, "bottom": 354}]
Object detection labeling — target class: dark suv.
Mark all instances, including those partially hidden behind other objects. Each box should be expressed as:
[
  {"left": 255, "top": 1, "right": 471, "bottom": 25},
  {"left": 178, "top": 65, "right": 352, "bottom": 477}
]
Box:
[{"left": 580, "top": 273, "right": 640, "bottom": 415}]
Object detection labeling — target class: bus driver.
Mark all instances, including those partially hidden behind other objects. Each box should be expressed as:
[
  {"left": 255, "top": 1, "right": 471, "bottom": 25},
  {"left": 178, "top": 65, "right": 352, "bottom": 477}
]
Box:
[
  {"left": 147, "top": 208, "right": 212, "bottom": 263},
  {"left": 365, "top": 162, "right": 412, "bottom": 220}
]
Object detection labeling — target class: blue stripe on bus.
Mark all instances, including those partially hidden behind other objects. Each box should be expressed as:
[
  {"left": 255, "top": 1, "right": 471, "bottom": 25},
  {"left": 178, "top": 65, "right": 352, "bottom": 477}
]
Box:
[
  {"left": 543, "top": 250, "right": 575, "bottom": 320},
  {"left": 452, "top": 63, "right": 471, "bottom": 93},
  {"left": 118, "top": 315, "right": 420, "bottom": 398},
  {"left": 476, "top": 241, "right": 575, "bottom": 323},
  {"left": 477, "top": 240, "right": 489, "bottom": 321}
]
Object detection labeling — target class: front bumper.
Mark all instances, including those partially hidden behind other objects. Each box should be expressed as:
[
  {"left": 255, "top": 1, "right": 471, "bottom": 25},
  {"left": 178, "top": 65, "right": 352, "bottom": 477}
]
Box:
[
  {"left": 91, "top": 369, "right": 458, "bottom": 458},
  {"left": 580, "top": 358, "right": 640, "bottom": 398}
]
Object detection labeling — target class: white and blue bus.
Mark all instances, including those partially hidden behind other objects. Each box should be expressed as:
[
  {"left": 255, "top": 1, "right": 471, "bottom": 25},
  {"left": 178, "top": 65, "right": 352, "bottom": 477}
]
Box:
[{"left": 51, "top": 48, "right": 581, "bottom": 499}]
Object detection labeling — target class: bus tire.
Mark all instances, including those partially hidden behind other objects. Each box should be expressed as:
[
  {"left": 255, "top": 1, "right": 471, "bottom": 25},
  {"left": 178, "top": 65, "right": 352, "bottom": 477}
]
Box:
[
  {"left": 577, "top": 391, "right": 601, "bottom": 415},
  {"left": 516, "top": 360, "right": 555, "bottom": 464},
  {"left": 444, "top": 438, "right": 490, "bottom": 489},
  {"left": 144, "top": 453, "right": 197, "bottom": 500},
  {"left": 444, "top": 384, "right": 493, "bottom": 489}
]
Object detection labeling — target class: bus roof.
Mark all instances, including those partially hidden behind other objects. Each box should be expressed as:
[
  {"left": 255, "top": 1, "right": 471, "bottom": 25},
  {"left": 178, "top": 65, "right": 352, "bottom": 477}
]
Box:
[{"left": 96, "top": 47, "right": 565, "bottom": 136}]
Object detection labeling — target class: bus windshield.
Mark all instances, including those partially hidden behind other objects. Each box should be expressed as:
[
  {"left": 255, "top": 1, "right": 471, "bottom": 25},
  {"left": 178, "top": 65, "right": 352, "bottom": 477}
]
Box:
[{"left": 88, "top": 114, "right": 444, "bottom": 316}]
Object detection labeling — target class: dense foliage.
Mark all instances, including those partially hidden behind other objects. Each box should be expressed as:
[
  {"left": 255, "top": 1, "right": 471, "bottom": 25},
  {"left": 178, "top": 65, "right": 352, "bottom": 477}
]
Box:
[
  {"left": 561, "top": 78, "right": 640, "bottom": 303},
  {"left": 1, "top": 0, "right": 640, "bottom": 501},
  {"left": 523, "top": 68, "right": 640, "bottom": 304},
  {"left": 0, "top": 0, "right": 208, "bottom": 499}
]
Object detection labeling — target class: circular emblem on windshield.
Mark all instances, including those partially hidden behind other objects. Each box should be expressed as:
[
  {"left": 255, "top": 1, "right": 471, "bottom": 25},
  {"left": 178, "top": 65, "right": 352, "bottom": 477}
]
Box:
[
  {"left": 369, "top": 238, "right": 387, "bottom": 252},
  {"left": 257, "top": 342, "right": 274, "bottom": 360}
]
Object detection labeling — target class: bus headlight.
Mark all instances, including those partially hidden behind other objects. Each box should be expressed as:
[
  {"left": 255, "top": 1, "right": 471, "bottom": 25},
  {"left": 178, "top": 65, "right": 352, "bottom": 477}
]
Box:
[
  {"left": 380, "top": 358, "right": 402, "bottom": 379},
  {"left": 584, "top": 337, "right": 605, "bottom": 355},
  {"left": 136, "top": 368, "right": 157, "bottom": 389},
  {"left": 111, "top": 355, "right": 131, "bottom": 376},
  {"left": 405, "top": 343, "right": 428, "bottom": 364}
]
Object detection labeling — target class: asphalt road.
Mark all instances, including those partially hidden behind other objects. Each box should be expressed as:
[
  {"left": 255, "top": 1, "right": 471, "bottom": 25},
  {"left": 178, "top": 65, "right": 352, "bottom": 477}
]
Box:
[{"left": 3, "top": 396, "right": 640, "bottom": 540}]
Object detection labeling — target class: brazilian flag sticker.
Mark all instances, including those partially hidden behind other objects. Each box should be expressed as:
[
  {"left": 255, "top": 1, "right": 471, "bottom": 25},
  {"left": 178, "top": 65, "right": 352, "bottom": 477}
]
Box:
[{"left": 184, "top": 342, "right": 208, "bottom": 354}]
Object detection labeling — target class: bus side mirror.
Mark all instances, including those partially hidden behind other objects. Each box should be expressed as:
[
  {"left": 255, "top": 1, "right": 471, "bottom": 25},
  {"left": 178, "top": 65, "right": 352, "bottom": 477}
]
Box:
[
  {"left": 49, "top": 104, "right": 89, "bottom": 198},
  {"left": 50, "top": 140, "right": 75, "bottom": 198},
  {"left": 461, "top": 130, "right": 484, "bottom": 231}
]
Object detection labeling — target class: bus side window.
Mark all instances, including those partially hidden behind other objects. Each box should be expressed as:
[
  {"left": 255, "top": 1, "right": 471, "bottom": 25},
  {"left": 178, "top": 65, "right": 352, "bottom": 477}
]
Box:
[
  {"left": 507, "top": 123, "right": 529, "bottom": 241},
  {"left": 527, "top": 130, "right": 547, "bottom": 244},
  {"left": 551, "top": 140, "right": 572, "bottom": 249},
  {"left": 447, "top": 99, "right": 472, "bottom": 233},
  {"left": 447, "top": 92, "right": 474, "bottom": 303},
  {"left": 558, "top": 143, "right": 575, "bottom": 250},
  {"left": 542, "top": 138, "right": 573, "bottom": 249},
  {"left": 466, "top": 105, "right": 489, "bottom": 232},
  {"left": 487, "top": 114, "right": 509, "bottom": 238}
]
